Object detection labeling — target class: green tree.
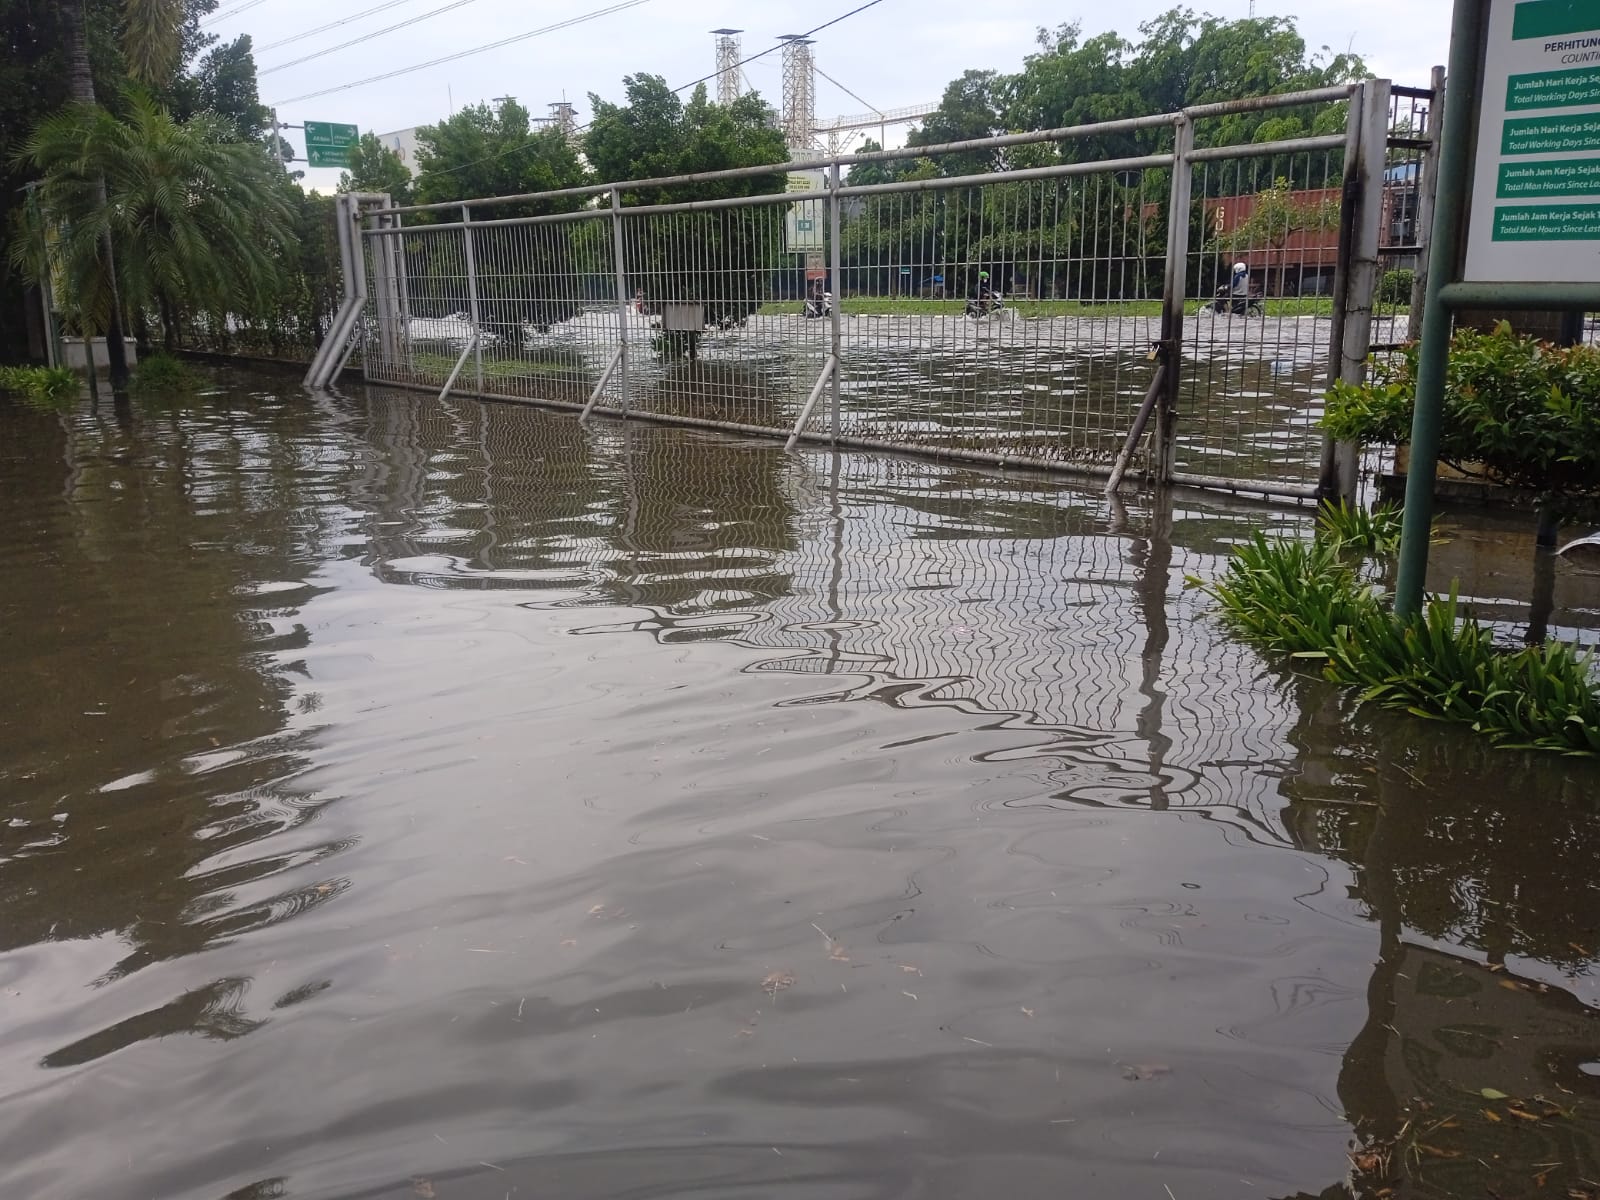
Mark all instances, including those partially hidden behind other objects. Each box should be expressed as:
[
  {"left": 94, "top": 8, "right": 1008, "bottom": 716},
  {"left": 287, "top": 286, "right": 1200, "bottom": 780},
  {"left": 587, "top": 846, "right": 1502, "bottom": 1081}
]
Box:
[
  {"left": 338, "top": 132, "right": 413, "bottom": 206},
  {"left": 585, "top": 76, "right": 787, "bottom": 357},
  {"left": 908, "top": 70, "right": 1007, "bottom": 174},
  {"left": 1, "top": 0, "right": 270, "bottom": 373},
  {"left": 411, "top": 99, "right": 589, "bottom": 333},
  {"left": 412, "top": 99, "right": 586, "bottom": 216},
  {"left": 13, "top": 91, "right": 294, "bottom": 352},
  {"left": 165, "top": 31, "right": 269, "bottom": 138}
]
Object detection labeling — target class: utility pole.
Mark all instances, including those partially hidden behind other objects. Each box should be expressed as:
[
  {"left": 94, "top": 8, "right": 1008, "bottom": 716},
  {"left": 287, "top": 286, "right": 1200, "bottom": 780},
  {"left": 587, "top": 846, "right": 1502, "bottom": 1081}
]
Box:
[{"left": 269, "top": 108, "right": 302, "bottom": 170}]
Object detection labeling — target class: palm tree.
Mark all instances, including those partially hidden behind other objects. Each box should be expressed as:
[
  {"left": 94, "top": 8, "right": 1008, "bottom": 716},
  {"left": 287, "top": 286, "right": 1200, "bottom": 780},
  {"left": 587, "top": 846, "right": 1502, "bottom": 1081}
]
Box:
[
  {"left": 13, "top": 92, "right": 295, "bottom": 352},
  {"left": 56, "top": 0, "right": 186, "bottom": 389}
]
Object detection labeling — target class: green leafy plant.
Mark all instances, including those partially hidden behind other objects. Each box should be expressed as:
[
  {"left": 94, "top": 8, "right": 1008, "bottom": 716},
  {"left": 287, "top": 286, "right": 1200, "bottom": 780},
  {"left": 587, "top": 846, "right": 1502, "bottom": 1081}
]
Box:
[
  {"left": 1193, "top": 523, "right": 1600, "bottom": 755},
  {"left": 1219, "top": 177, "right": 1341, "bottom": 254},
  {"left": 129, "top": 352, "right": 200, "bottom": 394},
  {"left": 0, "top": 364, "right": 80, "bottom": 408},
  {"left": 1324, "top": 324, "right": 1600, "bottom": 526},
  {"left": 1378, "top": 267, "right": 1414, "bottom": 307},
  {"left": 1316, "top": 500, "right": 1403, "bottom": 556}
]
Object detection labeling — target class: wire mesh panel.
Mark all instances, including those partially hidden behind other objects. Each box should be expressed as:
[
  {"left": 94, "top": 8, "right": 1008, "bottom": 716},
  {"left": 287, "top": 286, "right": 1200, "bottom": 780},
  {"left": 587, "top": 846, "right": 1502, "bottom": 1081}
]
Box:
[
  {"left": 474, "top": 213, "right": 617, "bottom": 406},
  {"left": 340, "top": 82, "right": 1440, "bottom": 499},
  {"left": 1178, "top": 142, "right": 1348, "bottom": 492},
  {"left": 837, "top": 170, "right": 1164, "bottom": 470},
  {"left": 615, "top": 201, "right": 823, "bottom": 434}
]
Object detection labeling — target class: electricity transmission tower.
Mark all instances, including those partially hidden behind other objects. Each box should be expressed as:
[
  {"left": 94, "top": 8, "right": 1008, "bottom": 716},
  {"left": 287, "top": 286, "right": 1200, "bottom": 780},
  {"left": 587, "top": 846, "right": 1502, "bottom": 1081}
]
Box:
[
  {"left": 548, "top": 101, "right": 577, "bottom": 141},
  {"left": 779, "top": 35, "right": 816, "bottom": 151},
  {"left": 712, "top": 28, "right": 743, "bottom": 105}
]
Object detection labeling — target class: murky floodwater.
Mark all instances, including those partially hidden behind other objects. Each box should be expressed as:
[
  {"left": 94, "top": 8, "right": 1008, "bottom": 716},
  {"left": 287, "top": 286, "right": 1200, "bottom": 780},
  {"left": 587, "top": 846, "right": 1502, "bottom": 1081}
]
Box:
[
  {"left": 391, "top": 308, "right": 1412, "bottom": 488},
  {"left": 3, "top": 374, "right": 1598, "bottom": 1200}
]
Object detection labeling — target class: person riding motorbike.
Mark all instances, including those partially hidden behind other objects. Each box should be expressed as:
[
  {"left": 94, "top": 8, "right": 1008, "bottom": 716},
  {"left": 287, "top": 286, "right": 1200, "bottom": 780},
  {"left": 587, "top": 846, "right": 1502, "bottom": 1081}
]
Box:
[
  {"left": 966, "top": 271, "right": 1002, "bottom": 318},
  {"left": 1211, "top": 262, "right": 1261, "bottom": 315}
]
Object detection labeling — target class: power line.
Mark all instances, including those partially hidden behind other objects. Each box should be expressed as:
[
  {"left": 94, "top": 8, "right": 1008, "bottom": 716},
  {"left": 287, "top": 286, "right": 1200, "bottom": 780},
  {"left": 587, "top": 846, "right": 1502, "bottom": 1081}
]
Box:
[
  {"left": 268, "top": 0, "right": 651, "bottom": 105},
  {"left": 660, "top": 0, "right": 887, "bottom": 103},
  {"left": 814, "top": 63, "right": 879, "bottom": 118},
  {"left": 259, "top": 0, "right": 490, "bottom": 76},
  {"left": 412, "top": 0, "right": 890, "bottom": 184},
  {"left": 202, "top": 0, "right": 268, "bottom": 24},
  {"left": 257, "top": 0, "right": 426, "bottom": 53}
]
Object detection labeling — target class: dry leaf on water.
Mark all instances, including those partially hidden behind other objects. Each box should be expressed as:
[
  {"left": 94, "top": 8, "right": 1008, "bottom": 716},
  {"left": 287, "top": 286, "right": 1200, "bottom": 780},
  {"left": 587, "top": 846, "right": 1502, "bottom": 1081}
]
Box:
[
  {"left": 762, "top": 971, "right": 795, "bottom": 998},
  {"left": 412, "top": 1179, "right": 436, "bottom": 1199},
  {"left": 1122, "top": 1063, "right": 1172, "bottom": 1082}
]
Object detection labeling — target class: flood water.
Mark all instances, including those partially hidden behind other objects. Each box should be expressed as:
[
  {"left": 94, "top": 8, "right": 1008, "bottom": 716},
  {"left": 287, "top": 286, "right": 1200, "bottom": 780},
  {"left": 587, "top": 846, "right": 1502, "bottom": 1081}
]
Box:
[{"left": 3, "top": 373, "right": 1599, "bottom": 1200}]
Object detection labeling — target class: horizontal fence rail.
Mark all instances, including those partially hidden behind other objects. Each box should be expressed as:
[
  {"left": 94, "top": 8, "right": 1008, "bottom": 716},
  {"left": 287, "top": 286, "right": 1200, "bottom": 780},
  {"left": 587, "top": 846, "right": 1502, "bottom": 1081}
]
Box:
[{"left": 310, "top": 80, "right": 1449, "bottom": 500}]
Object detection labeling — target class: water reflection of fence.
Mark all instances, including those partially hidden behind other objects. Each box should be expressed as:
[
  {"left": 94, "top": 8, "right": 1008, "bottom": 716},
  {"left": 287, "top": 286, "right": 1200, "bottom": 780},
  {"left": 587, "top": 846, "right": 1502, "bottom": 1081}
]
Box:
[
  {"left": 311, "top": 80, "right": 1439, "bottom": 502},
  {"left": 355, "top": 389, "right": 1320, "bottom": 835}
]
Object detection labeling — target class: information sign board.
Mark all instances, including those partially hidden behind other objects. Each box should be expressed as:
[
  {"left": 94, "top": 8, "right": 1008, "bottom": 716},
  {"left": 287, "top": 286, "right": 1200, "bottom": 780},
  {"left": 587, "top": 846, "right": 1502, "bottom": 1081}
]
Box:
[
  {"left": 1464, "top": 0, "right": 1600, "bottom": 282},
  {"left": 305, "top": 121, "right": 360, "bottom": 169}
]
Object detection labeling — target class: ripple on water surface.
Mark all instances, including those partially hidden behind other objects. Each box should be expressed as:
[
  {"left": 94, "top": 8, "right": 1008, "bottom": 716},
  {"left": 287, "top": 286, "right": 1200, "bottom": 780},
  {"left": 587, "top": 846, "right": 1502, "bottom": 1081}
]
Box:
[{"left": 0, "top": 379, "right": 1597, "bottom": 1200}]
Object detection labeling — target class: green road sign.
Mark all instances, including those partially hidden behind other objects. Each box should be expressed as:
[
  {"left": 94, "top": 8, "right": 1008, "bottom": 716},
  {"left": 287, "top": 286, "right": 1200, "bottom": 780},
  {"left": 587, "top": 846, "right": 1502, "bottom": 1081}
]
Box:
[{"left": 304, "top": 121, "right": 359, "bottom": 168}]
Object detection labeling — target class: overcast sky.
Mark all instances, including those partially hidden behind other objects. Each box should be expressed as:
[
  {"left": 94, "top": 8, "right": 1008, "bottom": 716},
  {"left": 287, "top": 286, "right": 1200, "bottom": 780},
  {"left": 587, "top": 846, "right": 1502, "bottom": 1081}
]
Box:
[{"left": 225, "top": 0, "right": 1454, "bottom": 191}]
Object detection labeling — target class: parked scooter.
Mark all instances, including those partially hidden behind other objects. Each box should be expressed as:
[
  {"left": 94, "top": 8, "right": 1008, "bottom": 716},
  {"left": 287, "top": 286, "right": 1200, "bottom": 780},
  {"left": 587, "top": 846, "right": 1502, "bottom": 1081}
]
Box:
[{"left": 804, "top": 291, "right": 834, "bottom": 319}]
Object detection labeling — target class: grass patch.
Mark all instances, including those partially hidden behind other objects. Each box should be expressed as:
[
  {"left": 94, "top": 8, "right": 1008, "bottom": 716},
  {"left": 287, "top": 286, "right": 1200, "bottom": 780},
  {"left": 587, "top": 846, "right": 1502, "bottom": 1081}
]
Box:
[
  {"left": 412, "top": 349, "right": 584, "bottom": 380},
  {"left": 754, "top": 297, "right": 1352, "bottom": 319},
  {"left": 1192, "top": 504, "right": 1600, "bottom": 755},
  {"left": 0, "top": 364, "right": 79, "bottom": 409}
]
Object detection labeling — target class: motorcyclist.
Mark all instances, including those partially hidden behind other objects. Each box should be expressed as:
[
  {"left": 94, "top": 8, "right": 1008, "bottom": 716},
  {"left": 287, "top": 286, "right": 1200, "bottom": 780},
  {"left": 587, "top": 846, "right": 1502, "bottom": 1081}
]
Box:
[
  {"left": 804, "top": 279, "right": 832, "bottom": 319},
  {"left": 968, "top": 270, "right": 1000, "bottom": 316},
  {"left": 1229, "top": 262, "right": 1252, "bottom": 313}
]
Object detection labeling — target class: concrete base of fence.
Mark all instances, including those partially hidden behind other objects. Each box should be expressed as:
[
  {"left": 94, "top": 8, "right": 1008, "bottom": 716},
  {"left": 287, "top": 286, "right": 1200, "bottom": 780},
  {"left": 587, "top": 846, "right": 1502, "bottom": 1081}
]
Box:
[{"left": 63, "top": 337, "right": 139, "bottom": 371}]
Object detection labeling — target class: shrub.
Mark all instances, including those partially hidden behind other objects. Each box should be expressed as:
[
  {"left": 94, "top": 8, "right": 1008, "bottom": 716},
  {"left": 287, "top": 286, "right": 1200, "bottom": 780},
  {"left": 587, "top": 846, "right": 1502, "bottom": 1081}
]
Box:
[
  {"left": 1323, "top": 324, "right": 1600, "bottom": 521},
  {"left": 1193, "top": 519, "right": 1600, "bottom": 755},
  {"left": 0, "top": 364, "right": 79, "bottom": 409},
  {"left": 130, "top": 353, "right": 201, "bottom": 395},
  {"left": 1378, "top": 268, "right": 1414, "bottom": 307}
]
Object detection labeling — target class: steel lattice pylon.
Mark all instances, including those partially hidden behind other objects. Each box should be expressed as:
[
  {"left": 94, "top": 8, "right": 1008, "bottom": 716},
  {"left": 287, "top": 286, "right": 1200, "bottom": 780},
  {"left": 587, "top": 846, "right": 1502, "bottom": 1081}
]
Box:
[
  {"left": 711, "top": 28, "right": 743, "bottom": 106},
  {"left": 779, "top": 35, "right": 815, "bottom": 152}
]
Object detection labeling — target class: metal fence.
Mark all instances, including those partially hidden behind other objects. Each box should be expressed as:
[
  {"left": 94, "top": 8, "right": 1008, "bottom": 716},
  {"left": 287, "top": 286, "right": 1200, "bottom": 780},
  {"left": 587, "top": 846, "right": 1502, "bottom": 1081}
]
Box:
[{"left": 308, "top": 79, "right": 1439, "bottom": 502}]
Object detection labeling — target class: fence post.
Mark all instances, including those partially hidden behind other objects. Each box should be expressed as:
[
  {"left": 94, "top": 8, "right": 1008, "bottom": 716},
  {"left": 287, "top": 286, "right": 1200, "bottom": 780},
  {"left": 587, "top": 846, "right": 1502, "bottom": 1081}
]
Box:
[
  {"left": 610, "top": 188, "right": 631, "bottom": 413},
  {"left": 460, "top": 202, "right": 484, "bottom": 395},
  {"left": 828, "top": 160, "right": 844, "bottom": 441},
  {"left": 368, "top": 199, "right": 409, "bottom": 372},
  {"left": 1408, "top": 65, "right": 1446, "bottom": 341},
  {"left": 1157, "top": 116, "right": 1194, "bottom": 484},
  {"left": 1320, "top": 78, "right": 1391, "bottom": 505}
]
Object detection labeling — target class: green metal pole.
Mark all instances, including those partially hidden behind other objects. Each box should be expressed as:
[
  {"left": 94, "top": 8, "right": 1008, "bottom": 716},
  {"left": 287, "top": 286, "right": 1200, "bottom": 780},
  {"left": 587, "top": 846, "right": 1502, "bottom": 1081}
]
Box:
[{"left": 1394, "top": 0, "right": 1486, "bottom": 619}]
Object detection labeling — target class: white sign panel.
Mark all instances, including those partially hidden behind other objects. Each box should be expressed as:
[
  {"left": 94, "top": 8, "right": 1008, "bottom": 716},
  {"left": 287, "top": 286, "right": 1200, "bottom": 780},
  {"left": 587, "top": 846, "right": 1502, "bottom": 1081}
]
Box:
[
  {"left": 376, "top": 127, "right": 422, "bottom": 179},
  {"left": 1463, "top": 0, "right": 1600, "bottom": 282},
  {"left": 785, "top": 169, "right": 826, "bottom": 254}
]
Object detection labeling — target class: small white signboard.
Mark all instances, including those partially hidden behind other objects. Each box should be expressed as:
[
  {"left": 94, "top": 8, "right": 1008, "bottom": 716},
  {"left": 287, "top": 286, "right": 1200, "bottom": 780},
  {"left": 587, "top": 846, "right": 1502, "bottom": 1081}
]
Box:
[{"left": 785, "top": 169, "right": 827, "bottom": 254}]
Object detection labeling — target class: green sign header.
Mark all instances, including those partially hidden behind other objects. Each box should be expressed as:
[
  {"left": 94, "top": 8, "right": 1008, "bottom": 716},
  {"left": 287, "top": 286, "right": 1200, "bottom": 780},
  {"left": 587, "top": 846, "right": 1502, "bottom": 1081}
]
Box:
[
  {"left": 1512, "top": 0, "right": 1600, "bottom": 40},
  {"left": 304, "top": 121, "right": 359, "bottom": 168}
]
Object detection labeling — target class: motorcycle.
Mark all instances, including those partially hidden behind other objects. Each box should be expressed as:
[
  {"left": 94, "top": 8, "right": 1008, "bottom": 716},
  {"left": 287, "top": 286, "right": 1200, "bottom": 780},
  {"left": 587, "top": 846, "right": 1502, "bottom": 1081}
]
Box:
[
  {"left": 964, "top": 292, "right": 1008, "bottom": 319},
  {"left": 1209, "top": 286, "right": 1264, "bottom": 317},
  {"left": 803, "top": 291, "right": 833, "bottom": 319}
]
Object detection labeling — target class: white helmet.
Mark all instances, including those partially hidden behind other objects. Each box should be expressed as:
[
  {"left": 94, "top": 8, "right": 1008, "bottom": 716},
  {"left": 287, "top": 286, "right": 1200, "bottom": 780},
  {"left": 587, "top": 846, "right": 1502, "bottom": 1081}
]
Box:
[{"left": 1232, "top": 262, "right": 1247, "bottom": 274}]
